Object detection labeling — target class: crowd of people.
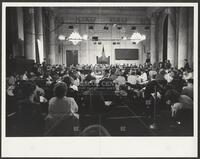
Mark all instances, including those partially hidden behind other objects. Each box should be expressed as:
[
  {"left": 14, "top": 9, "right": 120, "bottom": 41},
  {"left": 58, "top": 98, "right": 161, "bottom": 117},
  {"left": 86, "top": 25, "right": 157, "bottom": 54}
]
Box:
[{"left": 6, "top": 59, "right": 194, "bottom": 136}]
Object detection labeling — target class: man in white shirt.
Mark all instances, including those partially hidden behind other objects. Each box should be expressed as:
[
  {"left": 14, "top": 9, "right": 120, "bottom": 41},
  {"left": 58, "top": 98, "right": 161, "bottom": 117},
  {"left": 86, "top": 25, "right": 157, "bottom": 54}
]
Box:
[
  {"left": 22, "top": 71, "right": 28, "bottom": 80},
  {"left": 114, "top": 71, "right": 126, "bottom": 86},
  {"left": 140, "top": 70, "right": 148, "bottom": 83},
  {"left": 127, "top": 71, "right": 138, "bottom": 85},
  {"left": 164, "top": 70, "right": 173, "bottom": 83}
]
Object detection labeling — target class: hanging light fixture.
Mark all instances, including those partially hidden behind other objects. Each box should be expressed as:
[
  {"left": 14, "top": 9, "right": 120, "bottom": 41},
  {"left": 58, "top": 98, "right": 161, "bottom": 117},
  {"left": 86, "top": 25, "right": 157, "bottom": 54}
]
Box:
[
  {"left": 130, "top": 32, "right": 146, "bottom": 44},
  {"left": 58, "top": 35, "right": 66, "bottom": 41},
  {"left": 68, "top": 31, "right": 83, "bottom": 45}
]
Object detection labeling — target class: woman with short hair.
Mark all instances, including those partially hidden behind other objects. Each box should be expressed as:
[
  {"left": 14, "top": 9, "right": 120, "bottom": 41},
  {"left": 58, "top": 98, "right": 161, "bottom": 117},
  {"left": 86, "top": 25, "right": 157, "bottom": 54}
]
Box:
[{"left": 48, "top": 82, "right": 78, "bottom": 117}]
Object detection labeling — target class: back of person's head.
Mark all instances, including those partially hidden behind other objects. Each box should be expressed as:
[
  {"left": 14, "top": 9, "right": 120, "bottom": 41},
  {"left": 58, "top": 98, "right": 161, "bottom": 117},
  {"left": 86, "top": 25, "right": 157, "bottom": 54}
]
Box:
[
  {"left": 136, "top": 70, "right": 141, "bottom": 76},
  {"left": 131, "top": 70, "right": 136, "bottom": 75},
  {"left": 81, "top": 124, "right": 110, "bottom": 136},
  {"left": 187, "top": 78, "right": 193, "bottom": 84},
  {"left": 151, "top": 72, "right": 157, "bottom": 80},
  {"left": 53, "top": 82, "right": 67, "bottom": 98},
  {"left": 62, "top": 75, "right": 74, "bottom": 87},
  {"left": 88, "top": 70, "right": 92, "bottom": 75},
  {"left": 164, "top": 89, "right": 180, "bottom": 103},
  {"left": 159, "top": 69, "right": 166, "bottom": 75},
  {"left": 21, "top": 81, "right": 36, "bottom": 98}
]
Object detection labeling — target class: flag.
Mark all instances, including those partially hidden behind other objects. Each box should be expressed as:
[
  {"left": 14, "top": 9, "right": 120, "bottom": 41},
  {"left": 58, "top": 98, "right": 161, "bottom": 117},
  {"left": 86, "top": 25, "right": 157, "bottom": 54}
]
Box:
[{"left": 102, "top": 46, "right": 105, "bottom": 57}]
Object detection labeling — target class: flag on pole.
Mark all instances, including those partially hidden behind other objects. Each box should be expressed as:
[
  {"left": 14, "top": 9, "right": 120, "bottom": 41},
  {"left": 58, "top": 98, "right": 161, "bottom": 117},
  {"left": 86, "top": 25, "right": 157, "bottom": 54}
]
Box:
[{"left": 102, "top": 46, "right": 105, "bottom": 57}]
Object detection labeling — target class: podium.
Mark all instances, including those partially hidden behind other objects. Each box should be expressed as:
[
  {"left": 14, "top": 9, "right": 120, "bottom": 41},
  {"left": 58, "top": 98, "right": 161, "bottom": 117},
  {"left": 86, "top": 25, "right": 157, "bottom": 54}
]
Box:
[{"left": 96, "top": 56, "right": 110, "bottom": 64}]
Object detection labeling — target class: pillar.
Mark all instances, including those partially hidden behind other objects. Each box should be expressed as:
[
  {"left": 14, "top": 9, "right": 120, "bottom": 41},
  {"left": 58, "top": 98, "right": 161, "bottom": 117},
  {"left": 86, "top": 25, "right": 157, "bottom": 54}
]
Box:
[
  {"left": 187, "top": 8, "right": 193, "bottom": 68},
  {"left": 178, "top": 8, "right": 188, "bottom": 68},
  {"left": 49, "top": 10, "right": 56, "bottom": 65},
  {"left": 17, "top": 7, "right": 24, "bottom": 57},
  {"left": 167, "top": 8, "right": 176, "bottom": 67},
  {"left": 35, "top": 7, "right": 44, "bottom": 64},
  {"left": 150, "top": 15, "right": 156, "bottom": 65},
  {"left": 23, "top": 7, "right": 36, "bottom": 61}
]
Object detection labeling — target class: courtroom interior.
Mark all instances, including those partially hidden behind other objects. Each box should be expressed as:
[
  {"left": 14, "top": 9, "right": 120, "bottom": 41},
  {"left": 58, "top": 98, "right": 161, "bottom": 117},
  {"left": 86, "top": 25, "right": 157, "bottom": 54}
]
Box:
[{"left": 5, "top": 7, "right": 194, "bottom": 136}]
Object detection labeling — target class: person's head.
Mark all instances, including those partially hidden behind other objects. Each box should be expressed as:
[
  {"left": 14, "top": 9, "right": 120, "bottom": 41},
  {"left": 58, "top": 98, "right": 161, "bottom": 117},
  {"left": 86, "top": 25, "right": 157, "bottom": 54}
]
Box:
[
  {"left": 81, "top": 124, "right": 110, "bottom": 136},
  {"left": 87, "top": 70, "right": 92, "bottom": 75},
  {"left": 187, "top": 78, "right": 193, "bottom": 86},
  {"left": 53, "top": 82, "right": 67, "bottom": 98},
  {"left": 62, "top": 76, "right": 74, "bottom": 87},
  {"left": 104, "top": 69, "right": 109, "bottom": 76},
  {"left": 159, "top": 69, "right": 166, "bottom": 76},
  {"left": 21, "top": 81, "right": 36, "bottom": 99},
  {"left": 131, "top": 70, "right": 136, "bottom": 75},
  {"left": 164, "top": 89, "right": 180, "bottom": 105},
  {"left": 151, "top": 72, "right": 157, "bottom": 80},
  {"left": 136, "top": 70, "right": 141, "bottom": 76}
]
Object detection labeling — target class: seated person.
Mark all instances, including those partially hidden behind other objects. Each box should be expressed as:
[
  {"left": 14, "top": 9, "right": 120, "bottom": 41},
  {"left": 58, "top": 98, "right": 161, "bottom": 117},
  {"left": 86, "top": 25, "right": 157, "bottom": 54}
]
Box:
[
  {"left": 170, "top": 73, "right": 187, "bottom": 93},
  {"left": 109, "top": 68, "right": 117, "bottom": 81},
  {"left": 114, "top": 71, "right": 126, "bottom": 87},
  {"left": 84, "top": 70, "right": 96, "bottom": 83},
  {"left": 156, "top": 69, "right": 166, "bottom": 81},
  {"left": 62, "top": 75, "right": 80, "bottom": 100},
  {"left": 16, "top": 81, "right": 44, "bottom": 136},
  {"left": 140, "top": 69, "right": 148, "bottom": 84},
  {"left": 164, "top": 89, "right": 193, "bottom": 118},
  {"left": 98, "top": 71, "right": 115, "bottom": 101},
  {"left": 182, "top": 78, "right": 193, "bottom": 99},
  {"left": 127, "top": 70, "right": 137, "bottom": 85},
  {"left": 182, "top": 68, "right": 193, "bottom": 81},
  {"left": 48, "top": 82, "right": 78, "bottom": 119}
]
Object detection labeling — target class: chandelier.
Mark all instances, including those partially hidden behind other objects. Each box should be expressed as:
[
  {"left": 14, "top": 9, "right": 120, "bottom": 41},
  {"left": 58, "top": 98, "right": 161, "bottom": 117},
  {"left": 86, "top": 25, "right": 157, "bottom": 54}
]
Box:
[
  {"left": 130, "top": 32, "right": 146, "bottom": 44},
  {"left": 68, "top": 31, "right": 83, "bottom": 45}
]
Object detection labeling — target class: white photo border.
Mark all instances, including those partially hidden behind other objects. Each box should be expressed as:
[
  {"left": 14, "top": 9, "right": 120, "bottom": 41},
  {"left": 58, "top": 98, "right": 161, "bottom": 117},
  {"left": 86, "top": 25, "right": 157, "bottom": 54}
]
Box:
[{"left": 1, "top": 2, "right": 198, "bottom": 158}]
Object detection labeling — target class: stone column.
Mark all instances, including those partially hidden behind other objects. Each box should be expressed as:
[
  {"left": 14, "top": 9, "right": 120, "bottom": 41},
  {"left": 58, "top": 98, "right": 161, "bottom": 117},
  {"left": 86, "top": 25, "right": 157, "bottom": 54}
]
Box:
[
  {"left": 35, "top": 7, "right": 44, "bottom": 64},
  {"left": 178, "top": 8, "right": 188, "bottom": 68},
  {"left": 187, "top": 8, "right": 193, "bottom": 68},
  {"left": 167, "top": 8, "right": 176, "bottom": 67},
  {"left": 49, "top": 10, "right": 56, "bottom": 65},
  {"left": 23, "top": 7, "right": 36, "bottom": 61},
  {"left": 150, "top": 15, "right": 156, "bottom": 65},
  {"left": 17, "top": 7, "right": 24, "bottom": 57}
]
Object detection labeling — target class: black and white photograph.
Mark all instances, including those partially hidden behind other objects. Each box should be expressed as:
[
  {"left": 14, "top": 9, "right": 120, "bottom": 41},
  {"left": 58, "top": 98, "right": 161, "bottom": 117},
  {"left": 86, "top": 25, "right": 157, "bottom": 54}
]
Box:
[{"left": 1, "top": 2, "right": 198, "bottom": 158}]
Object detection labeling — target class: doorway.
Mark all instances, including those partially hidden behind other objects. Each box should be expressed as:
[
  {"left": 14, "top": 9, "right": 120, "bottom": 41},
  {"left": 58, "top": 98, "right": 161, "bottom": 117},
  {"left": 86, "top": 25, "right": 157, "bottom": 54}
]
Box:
[
  {"left": 66, "top": 50, "right": 78, "bottom": 67},
  {"left": 163, "top": 15, "right": 168, "bottom": 62}
]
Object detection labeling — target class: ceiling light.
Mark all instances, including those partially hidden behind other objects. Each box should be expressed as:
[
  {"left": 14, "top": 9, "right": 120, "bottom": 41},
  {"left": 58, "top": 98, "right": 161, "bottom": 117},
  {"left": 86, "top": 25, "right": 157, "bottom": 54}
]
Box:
[
  {"left": 68, "top": 31, "right": 82, "bottom": 45},
  {"left": 130, "top": 32, "right": 146, "bottom": 44},
  {"left": 58, "top": 35, "right": 66, "bottom": 41}
]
